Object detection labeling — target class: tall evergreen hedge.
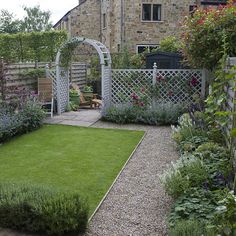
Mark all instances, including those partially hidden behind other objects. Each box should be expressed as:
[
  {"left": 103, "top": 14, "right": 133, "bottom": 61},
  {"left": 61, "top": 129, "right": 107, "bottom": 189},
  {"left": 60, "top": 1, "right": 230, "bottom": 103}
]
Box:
[{"left": 0, "top": 31, "right": 67, "bottom": 63}]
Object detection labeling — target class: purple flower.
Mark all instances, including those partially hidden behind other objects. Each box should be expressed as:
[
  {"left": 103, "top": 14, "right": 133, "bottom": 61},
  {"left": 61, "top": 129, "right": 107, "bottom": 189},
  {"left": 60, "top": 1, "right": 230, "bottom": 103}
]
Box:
[{"left": 190, "top": 77, "right": 199, "bottom": 87}]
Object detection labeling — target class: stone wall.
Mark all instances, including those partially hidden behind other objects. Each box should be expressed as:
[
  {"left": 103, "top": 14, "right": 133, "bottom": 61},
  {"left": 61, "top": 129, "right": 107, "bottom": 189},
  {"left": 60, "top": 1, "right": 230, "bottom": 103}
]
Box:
[
  {"left": 54, "top": 0, "right": 101, "bottom": 41},
  {"left": 70, "top": 0, "right": 101, "bottom": 40},
  {"left": 104, "top": 0, "right": 196, "bottom": 53},
  {"left": 55, "top": 0, "right": 197, "bottom": 53}
]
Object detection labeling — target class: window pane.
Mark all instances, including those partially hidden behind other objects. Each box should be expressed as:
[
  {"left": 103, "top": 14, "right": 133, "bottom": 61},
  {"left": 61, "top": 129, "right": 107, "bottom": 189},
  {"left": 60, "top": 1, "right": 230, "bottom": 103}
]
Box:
[
  {"left": 153, "top": 4, "right": 161, "bottom": 21},
  {"left": 142, "top": 4, "right": 151, "bottom": 21},
  {"left": 137, "top": 46, "right": 147, "bottom": 54},
  {"left": 149, "top": 46, "right": 159, "bottom": 52},
  {"left": 103, "top": 14, "right": 106, "bottom": 28}
]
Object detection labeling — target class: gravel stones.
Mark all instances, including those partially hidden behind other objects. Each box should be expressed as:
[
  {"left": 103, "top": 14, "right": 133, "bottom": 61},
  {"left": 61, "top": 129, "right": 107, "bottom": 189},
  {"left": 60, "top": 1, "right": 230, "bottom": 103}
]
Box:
[{"left": 85, "top": 121, "right": 178, "bottom": 236}]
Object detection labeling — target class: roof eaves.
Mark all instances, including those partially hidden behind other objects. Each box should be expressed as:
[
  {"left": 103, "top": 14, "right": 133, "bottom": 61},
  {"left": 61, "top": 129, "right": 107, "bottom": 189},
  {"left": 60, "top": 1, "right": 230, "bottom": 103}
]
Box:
[{"left": 53, "top": 0, "right": 87, "bottom": 28}]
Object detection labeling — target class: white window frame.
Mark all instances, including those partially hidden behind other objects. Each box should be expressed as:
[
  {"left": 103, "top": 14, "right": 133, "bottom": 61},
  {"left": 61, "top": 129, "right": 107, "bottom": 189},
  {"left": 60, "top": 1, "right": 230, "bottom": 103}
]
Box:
[
  {"left": 141, "top": 3, "right": 162, "bottom": 22},
  {"left": 136, "top": 44, "right": 160, "bottom": 54}
]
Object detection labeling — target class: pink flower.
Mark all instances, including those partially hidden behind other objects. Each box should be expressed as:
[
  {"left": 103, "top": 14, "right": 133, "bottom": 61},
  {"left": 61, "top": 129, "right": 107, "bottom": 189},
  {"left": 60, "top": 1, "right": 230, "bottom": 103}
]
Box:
[
  {"left": 197, "top": 19, "right": 205, "bottom": 25},
  {"left": 131, "top": 93, "right": 139, "bottom": 100},
  {"left": 156, "top": 75, "right": 164, "bottom": 82},
  {"left": 31, "top": 90, "right": 37, "bottom": 96},
  {"left": 140, "top": 87, "right": 145, "bottom": 93},
  {"left": 168, "top": 91, "right": 173, "bottom": 97},
  {"left": 190, "top": 77, "right": 199, "bottom": 87}
]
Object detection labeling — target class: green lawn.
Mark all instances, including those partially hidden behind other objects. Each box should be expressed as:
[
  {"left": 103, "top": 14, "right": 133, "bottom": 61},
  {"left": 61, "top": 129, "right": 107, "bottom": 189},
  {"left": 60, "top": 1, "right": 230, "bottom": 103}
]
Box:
[{"left": 0, "top": 125, "right": 144, "bottom": 216}]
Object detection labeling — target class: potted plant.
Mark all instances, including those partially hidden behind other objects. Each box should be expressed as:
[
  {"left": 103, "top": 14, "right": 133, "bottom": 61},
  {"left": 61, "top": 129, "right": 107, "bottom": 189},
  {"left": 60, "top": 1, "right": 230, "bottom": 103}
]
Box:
[
  {"left": 69, "top": 89, "right": 80, "bottom": 110},
  {"left": 82, "top": 85, "right": 94, "bottom": 101}
]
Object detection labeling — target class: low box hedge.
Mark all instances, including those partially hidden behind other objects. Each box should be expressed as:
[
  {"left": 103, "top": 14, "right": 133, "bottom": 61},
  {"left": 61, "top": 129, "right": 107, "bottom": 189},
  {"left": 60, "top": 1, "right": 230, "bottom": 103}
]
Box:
[
  {"left": 103, "top": 102, "right": 185, "bottom": 125},
  {"left": 0, "top": 183, "right": 88, "bottom": 235}
]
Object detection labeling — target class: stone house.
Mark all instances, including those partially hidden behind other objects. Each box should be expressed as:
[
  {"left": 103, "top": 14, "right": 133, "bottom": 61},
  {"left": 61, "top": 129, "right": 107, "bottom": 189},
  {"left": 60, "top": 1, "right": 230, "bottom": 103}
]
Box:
[{"left": 54, "top": 0, "right": 227, "bottom": 53}]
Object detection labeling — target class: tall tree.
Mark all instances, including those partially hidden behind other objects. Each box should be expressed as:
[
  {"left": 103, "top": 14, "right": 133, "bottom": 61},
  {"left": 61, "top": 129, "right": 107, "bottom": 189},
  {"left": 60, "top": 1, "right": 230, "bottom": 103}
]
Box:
[
  {"left": 0, "top": 10, "right": 21, "bottom": 34},
  {"left": 21, "top": 5, "right": 53, "bottom": 32}
]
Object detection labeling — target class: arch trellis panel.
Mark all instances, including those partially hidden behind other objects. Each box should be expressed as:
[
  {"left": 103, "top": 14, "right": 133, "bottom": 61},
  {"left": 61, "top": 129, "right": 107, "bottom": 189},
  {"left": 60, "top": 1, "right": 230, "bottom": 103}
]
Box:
[{"left": 51, "top": 37, "right": 112, "bottom": 115}]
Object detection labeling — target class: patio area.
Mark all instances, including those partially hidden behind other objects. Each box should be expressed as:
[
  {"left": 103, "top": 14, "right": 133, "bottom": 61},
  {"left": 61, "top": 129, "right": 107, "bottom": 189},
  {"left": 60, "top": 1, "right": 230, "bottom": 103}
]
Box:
[{"left": 44, "top": 109, "right": 101, "bottom": 127}]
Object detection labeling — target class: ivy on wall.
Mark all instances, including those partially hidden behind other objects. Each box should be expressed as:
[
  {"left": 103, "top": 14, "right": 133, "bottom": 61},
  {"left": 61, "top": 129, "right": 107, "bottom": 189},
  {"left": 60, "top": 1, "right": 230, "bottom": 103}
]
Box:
[{"left": 0, "top": 31, "right": 68, "bottom": 63}]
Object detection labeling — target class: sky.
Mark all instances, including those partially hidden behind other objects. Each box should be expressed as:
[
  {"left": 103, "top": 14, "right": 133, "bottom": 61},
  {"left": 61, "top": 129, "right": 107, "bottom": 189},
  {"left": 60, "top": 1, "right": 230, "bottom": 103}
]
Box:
[{"left": 0, "top": 0, "right": 79, "bottom": 25}]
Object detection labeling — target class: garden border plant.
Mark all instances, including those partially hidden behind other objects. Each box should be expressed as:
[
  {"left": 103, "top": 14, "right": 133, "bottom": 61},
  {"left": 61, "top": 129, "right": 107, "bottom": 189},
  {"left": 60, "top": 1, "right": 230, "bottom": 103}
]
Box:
[
  {"left": 182, "top": 2, "right": 236, "bottom": 70},
  {"left": 163, "top": 3, "right": 236, "bottom": 232},
  {"left": 162, "top": 112, "right": 236, "bottom": 235},
  {"left": 0, "top": 182, "right": 88, "bottom": 235}
]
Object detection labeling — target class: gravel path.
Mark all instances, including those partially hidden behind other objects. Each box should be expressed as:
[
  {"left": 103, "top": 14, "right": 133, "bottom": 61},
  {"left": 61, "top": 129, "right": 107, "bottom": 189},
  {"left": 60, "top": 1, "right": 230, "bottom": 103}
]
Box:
[
  {"left": 0, "top": 121, "right": 178, "bottom": 236},
  {"left": 85, "top": 121, "right": 178, "bottom": 236}
]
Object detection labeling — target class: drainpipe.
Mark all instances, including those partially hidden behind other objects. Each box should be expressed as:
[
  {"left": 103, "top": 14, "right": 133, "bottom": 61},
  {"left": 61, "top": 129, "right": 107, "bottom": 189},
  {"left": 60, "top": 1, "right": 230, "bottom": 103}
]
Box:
[
  {"left": 100, "top": 0, "right": 102, "bottom": 42},
  {"left": 120, "top": 0, "right": 125, "bottom": 50}
]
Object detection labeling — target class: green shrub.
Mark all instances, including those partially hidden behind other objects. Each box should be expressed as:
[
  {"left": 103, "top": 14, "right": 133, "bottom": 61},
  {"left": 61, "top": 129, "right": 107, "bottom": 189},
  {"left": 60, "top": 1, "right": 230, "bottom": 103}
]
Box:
[
  {"left": 69, "top": 89, "right": 80, "bottom": 111},
  {"left": 159, "top": 36, "right": 182, "bottom": 53},
  {"left": 0, "top": 183, "right": 88, "bottom": 235},
  {"left": 161, "top": 166, "right": 190, "bottom": 199},
  {"left": 171, "top": 113, "right": 208, "bottom": 145},
  {"left": 168, "top": 188, "right": 228, "bottom": 227},
  {"left": 103, "top": 102, "right": 185, "bottom": 125},
  {"left": 179, "top": 135, "right": 209, "bottom": 153},
  {"left": 169, "top": 219, "right": 216, "bottom": 236},
  {"left": 103, "top": 105, "right": 136, "bottom": 124},
  {"left": 194, "top": 142, "right": 233, "bottom": 182},
  {"left": 195, "top": 142, "right": 228, "bottom": 158},
  {"left": 172, "top": 126, "right": 208, "bottom": 146},
  {"left": 136, "top": 102, "right": 185, "bottom": 125},
  {"left": 0, "top": 31, "right": 67, "bottom": 63},
  {"left": 0, "top": 98, "right": 45, "bottom": 143},
  {"left": 213, "top": 191, "right": 236, "bottom": 235},
  {"left": 162, "top": 155, "right": 208, "bottom": 198},
  {"left": 182, "top": 3, "right": 236, "bottom": 69},
  {"left": 19, "top": 99, "right": 46, "bottom": 132},
  {"left": 19, "top": 68, "right": 45, "bottom": 80},
  {"left": 207, "top": 128, "right": 226, "bottom": 145}
]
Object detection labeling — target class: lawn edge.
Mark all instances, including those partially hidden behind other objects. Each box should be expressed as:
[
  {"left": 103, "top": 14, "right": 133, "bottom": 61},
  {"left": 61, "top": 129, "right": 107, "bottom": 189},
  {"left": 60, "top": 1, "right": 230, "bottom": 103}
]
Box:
[{"left": 88, "top": 131, "right": 147, "bottom": 223}]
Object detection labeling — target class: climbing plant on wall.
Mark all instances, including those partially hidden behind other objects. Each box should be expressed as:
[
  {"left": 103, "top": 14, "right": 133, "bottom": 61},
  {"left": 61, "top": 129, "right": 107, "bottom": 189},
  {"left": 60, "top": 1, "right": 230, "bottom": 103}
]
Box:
[{"left": 182, "top": 3, "right": 236, "bottom": 70}]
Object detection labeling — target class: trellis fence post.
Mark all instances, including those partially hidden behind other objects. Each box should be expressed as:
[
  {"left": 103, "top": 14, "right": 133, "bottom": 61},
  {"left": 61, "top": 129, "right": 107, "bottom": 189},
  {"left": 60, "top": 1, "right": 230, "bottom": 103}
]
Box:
[
  {"left": 152, "top": 63, "right": 157, "bottom": 107},
  {"left": 201, "top": 69, "right": 207, "bottom": 98},
  {"left": 45, "top": 64, "right": 49, "bottom": 79}
]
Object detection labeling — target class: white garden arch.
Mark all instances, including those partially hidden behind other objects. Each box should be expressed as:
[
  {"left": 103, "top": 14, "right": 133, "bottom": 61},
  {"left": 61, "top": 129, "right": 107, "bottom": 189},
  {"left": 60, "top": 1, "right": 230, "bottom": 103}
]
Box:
[{"left": 52, "top": 37, "right": 112, "bottom": 115}]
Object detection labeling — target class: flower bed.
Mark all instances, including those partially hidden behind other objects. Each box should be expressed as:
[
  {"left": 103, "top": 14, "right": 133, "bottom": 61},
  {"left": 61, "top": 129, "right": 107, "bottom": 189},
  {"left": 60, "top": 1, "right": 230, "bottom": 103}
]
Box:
[
  {"left": 162, "top": 113, "right": 236, "bottom": 235},
  {"left": 0, "top": 97, "right": 45, "bottom": 143}
]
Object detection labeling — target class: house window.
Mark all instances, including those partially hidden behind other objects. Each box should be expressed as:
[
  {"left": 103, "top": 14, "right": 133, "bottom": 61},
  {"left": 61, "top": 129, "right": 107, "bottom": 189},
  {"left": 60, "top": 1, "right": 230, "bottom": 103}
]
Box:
[
  {"left": 136, "top": 44, "right": 160, "bottom": 54},
  {"left": 142, "top": 4, "right": 162, "bottom": 21},
  {"left": 102, "top": 13, "right": 106, "bottom": 28}
]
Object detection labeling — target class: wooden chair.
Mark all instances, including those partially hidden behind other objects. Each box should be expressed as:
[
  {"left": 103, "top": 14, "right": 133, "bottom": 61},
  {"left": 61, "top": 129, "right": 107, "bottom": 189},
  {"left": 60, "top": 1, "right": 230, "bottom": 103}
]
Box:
[
  {"left": 38, "top": 78, "right": 54, "bottom": 117},
  {"left": 71, "top": 83, "right": 102, "bottom": 108}
]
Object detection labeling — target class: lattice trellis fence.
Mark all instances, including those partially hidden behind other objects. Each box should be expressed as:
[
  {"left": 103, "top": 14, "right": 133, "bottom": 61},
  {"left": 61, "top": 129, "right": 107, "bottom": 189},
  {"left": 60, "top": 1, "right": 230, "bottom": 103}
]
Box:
[
  {"left": 48, "top": 68, "right": 69, "bottom": 113},
  {"left": 112, "top": 69, "right": 153, "bottom": 104},
  {"left": 111, "top": 67, "right": 206, "bottom": 106}
]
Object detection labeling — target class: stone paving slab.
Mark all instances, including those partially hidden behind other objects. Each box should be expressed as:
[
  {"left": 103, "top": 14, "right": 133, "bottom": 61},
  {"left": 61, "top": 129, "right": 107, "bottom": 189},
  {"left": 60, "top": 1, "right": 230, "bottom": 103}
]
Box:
[
  {"left": 44, "top": 109, "right": 101, "bottom": 127},
  {"left": 60, "top": 120, "right": 93, "bottom": 127}
]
